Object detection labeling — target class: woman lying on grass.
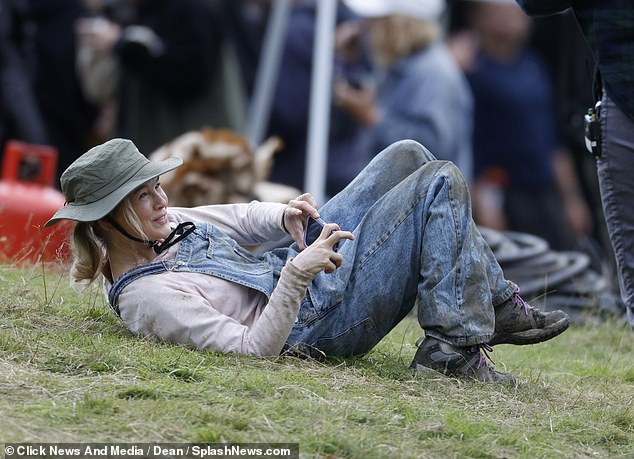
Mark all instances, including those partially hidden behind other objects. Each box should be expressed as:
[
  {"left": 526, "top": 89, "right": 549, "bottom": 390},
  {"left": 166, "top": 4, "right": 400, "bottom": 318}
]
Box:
[{"left": 46, "top": 138, "right": 569, "bottom": 386}]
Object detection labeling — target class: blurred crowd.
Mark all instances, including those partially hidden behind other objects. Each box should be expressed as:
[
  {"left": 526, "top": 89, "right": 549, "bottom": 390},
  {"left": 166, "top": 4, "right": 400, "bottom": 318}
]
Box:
[{"left": 0, "top": 0, "right": 610, "bottom": 255}]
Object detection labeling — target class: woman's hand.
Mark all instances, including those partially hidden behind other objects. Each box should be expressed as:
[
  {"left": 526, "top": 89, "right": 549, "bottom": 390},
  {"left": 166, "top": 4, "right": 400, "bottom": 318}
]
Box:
[
  {"left": 291, "top": 223, "right": 354, "bottom": 276},
  {"left": 333, "top": 79, "right": 378, "bottom": 126},
  {"left": 283, "top": 193, "right": 321, "bottom": 250}
]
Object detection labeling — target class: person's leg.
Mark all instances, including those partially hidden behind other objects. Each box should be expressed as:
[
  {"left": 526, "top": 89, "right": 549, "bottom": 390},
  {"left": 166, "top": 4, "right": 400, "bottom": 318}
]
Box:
[
  {"left": 288, "top": 159, "right": 524, "bottom": 384},
  {"left": 598, "top": 93, "right": 634, "bottom": 327},
  {"left": 288, "top": 160, "right": 513, "bottom": 353}
]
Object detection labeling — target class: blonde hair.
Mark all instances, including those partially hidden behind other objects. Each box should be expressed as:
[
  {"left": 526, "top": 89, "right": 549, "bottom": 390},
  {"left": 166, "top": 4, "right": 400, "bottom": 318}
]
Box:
[
  {"left": 371, "top": 15, "right": 440, "bottom": 68},
  {"left": 70, "top": 195, "right": 148, "bottom": 285}
]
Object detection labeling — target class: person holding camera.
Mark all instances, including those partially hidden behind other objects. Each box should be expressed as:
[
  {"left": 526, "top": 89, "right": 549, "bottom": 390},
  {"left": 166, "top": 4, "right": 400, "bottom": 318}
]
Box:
[
  {"left": 46, "top": 138, "right": 570, "bottom": 386},
  {"left": 335, "top": 0, "right": 474, "bottom": 182}
]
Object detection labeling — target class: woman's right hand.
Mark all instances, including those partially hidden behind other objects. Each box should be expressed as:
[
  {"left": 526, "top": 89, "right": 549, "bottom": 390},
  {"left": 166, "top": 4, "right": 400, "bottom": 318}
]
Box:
[{"left": 290, "top": 223, "right": 354, "bottom": 276}]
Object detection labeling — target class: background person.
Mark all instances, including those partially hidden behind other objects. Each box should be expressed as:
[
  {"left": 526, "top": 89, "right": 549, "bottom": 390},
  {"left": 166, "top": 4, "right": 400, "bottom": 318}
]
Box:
[
  {"left": 337, "top": 0, "right": 474, "bottom": 181},
  {"left": 76, "top": 0, "right": 227, "bottom": 154},
  {"left": 454, "top": 0, "right": 592, "bottom": 251},
  {"left": 265, "top": 0, "right": 372, "bottom": 196}
]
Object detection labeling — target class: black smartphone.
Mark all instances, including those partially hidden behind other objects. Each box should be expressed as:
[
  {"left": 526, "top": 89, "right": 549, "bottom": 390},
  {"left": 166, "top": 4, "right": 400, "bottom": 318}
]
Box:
[{"left": 303, "top": 216, "right": 339, "bottom": 251}]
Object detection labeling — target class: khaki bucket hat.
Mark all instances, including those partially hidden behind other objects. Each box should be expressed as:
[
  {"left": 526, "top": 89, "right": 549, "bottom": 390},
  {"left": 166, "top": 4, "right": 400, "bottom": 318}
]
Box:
[{"left": 45, "top": 138, "right": 182, "bottom": 227}]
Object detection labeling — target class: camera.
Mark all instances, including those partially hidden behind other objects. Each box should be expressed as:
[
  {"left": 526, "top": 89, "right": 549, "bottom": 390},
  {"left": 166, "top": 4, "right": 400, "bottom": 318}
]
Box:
[{"left": 303, "top": 216, "right": 340, "bottom": 251}]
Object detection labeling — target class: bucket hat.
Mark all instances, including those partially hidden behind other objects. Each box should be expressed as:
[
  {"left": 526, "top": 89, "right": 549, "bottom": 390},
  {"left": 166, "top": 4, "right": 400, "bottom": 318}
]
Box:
[
  {"left": 343, "top": 0, "right": 446, "bottom": 21},
  {"left": 45, "top": 138, "right": 182, "bottom": 227}
]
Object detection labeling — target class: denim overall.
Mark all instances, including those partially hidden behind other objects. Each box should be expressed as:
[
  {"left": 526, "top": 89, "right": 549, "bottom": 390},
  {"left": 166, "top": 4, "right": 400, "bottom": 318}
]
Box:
[{"left": 109, "top": 140, "right": 515, "bottom": 356}]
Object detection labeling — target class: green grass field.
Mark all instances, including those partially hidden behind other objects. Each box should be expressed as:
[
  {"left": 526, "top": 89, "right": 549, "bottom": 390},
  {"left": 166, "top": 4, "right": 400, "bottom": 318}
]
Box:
[{"left": 1, "top": 263, "right": 632, "bottom": 458}]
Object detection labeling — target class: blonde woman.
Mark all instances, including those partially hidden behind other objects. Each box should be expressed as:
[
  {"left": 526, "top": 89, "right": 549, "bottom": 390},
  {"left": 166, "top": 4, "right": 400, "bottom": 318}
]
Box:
[
  {"left": 46, "top": 138, "right": 569, "bottom": 385},
  {"left": 336, "top": 0, "right": 474, "bottom": 180}
]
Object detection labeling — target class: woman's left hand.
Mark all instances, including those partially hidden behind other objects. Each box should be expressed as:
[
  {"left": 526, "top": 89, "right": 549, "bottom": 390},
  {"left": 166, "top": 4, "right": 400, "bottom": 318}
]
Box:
[{"left": 283, "top": 193, "right": 320, "bottom": 250}]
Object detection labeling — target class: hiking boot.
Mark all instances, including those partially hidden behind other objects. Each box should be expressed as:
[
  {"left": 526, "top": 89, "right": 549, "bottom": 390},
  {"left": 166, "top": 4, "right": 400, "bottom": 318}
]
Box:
[
  {"left": 490, "top": 287, "right": 569, "bottom": 346},
  {"left": 410, "top": 337, "right": 517, "bottom": 386}
]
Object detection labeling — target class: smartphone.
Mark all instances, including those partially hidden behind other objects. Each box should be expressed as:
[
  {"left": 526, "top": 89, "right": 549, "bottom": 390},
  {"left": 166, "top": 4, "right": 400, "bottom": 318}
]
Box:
[{"left": 303, "top": 216, "right": 340, "bottom": 251}]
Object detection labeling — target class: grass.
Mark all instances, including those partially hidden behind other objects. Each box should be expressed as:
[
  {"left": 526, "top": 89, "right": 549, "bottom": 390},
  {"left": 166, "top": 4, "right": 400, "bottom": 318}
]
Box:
[{"left": 0, "top": 262, "right": 633, "bottom": 458}]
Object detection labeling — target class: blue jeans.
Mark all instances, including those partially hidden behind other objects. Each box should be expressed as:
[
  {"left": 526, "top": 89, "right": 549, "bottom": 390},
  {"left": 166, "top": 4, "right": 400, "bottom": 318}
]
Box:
[
  {"left": 598, "top": 93, "right": 634, "bottom": 327},
  {"left": 286, "top": 140, "right": 515, "bottom": 355}
]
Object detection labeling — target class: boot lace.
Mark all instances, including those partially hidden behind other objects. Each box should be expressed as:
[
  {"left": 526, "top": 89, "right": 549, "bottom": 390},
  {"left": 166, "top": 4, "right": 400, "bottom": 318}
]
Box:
[
  {"left": 471, "top": 343, "right": 495, "bottom": 369},
  {"left": 511, "top": 287, "right": 534, "bottom": 315}
]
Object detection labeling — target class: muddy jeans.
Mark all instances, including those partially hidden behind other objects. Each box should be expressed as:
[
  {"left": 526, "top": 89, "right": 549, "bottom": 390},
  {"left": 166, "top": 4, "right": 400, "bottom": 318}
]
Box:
[
  {"left": 286, "top": 140, "right": 515, "bottom": 355},
  {"left": 598, "top": 93, "right": 634, "bottom": 328}
]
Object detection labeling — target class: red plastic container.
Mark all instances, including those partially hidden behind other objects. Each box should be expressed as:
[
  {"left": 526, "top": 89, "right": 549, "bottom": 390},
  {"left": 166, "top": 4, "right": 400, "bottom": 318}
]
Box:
[{"left": 0, "top": 140, "right": 73, "bottom": 263}]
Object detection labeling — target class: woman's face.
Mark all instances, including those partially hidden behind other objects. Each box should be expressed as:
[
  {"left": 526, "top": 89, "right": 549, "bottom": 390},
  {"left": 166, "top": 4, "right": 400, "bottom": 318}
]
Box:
[{"left": 130, "top": 177, "right": 171, "bottom": 241}]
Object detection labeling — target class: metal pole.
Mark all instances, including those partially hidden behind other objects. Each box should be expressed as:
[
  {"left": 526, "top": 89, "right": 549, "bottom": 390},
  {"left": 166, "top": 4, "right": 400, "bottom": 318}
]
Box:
[
  {"left": 245, "top": 0, "right": 292, "bottom": 147},
  {"left": 304, "top": 0, "right": 337, "bottom": 205}
]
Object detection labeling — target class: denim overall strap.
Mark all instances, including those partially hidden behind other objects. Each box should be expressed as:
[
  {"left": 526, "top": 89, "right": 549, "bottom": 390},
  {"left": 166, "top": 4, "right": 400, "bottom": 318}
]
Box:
[
  {"left": 175, "top": 221, "right": 280, "bottom": 297},
  {"left": 108, "top": 221, "right": 287, "bottom": 317}
]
